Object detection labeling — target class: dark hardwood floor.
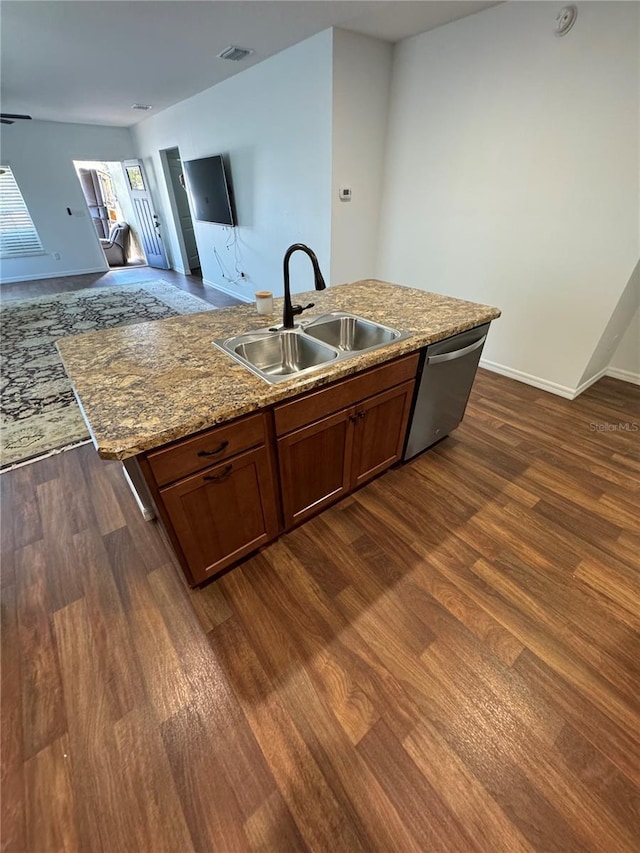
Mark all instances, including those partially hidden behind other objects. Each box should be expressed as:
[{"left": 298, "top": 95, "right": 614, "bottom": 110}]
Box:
[
  {"left": 0, "top": 265, "right": 243, "bottom": 308},
  {"left": 1, "top": 363, "right": 639, "bottom": 850}
]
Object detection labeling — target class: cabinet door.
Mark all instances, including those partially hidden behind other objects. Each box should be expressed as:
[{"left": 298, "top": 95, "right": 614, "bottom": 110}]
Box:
[
  {"left": 160, "top": 446, "right": 279, "bottom": 584},
  {"left": 351, "top": 380, "right": 415, "bottom": 490},
  {"left": 278, "top": 407, "right": 354, "bottom": 530}
]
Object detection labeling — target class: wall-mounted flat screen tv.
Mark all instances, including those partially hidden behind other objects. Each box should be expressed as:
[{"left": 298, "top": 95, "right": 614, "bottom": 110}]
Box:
[{"left": 183, "top": 154, "right": 235, "bottom": 226}]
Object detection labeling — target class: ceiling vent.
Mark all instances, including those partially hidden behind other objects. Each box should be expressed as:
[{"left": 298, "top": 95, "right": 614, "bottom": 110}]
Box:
[
  {"left": 217, "top": 45, "right": 254, "bottom": 62},
  {"left": 131, "top": 104, "right": 153, "bottom": 111}
]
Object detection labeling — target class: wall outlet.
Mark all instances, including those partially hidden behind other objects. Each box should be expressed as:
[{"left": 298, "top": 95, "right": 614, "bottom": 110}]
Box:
[{"left": 52, "top": 251, "right": 61, "bottom": 260}]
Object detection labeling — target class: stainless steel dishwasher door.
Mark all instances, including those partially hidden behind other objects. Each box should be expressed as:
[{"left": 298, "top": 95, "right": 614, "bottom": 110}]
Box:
[{"left": 403, "top": 323, "right": 490, "bottom": 460}]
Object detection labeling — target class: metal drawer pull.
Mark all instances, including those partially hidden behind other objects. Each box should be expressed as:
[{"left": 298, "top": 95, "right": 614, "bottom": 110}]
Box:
[
  {"left": 358, "top": 411, "right": 366, "bottom": 419},
  {"left": 426, "top": 335, "right": 487, "bottom": 365},
  {"left": 197, "top": 440, "right": 229, "bottom": 458},
  {"left": 349, "top": 414, "right": 358, "bottom": 423},
  {"left": 203, "top": 464, "right": 233, "bottom": 482}
]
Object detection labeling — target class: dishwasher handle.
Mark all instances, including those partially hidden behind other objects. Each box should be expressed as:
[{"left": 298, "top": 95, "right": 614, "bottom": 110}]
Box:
[{"left": 426, "top": 335, "right": 487, "bottom": 365}]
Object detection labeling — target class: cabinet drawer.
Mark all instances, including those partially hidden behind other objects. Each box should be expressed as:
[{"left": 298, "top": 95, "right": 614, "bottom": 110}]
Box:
[
  {"left": 274, "top": 353, "right": 419, "bottom": 436},
  {"left": 147, "top": 412, "right": 266, "bottom": 486}
]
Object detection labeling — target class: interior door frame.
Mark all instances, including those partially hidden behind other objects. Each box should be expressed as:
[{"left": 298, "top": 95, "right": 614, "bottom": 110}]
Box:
[
  {"left": 159, "top": 146, "right": 192, "bottom": 275},
  {"left": 72, "top": 163, "right": 116, "bottom": 271}
]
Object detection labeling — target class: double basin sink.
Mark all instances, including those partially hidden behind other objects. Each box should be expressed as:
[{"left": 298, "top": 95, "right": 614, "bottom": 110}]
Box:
[{"left": 214, "top": 311, "right": 412, "bottom": 384}]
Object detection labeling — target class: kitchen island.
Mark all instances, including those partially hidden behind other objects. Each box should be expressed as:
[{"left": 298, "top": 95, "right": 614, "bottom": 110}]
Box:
[{"left": 58, "top": 279, "right": 500, "bottom": 585}]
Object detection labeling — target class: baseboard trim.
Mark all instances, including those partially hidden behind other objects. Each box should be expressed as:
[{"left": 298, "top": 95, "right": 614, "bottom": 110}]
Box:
[
  {"left": 606, "top": 366, "right": 640, "bottom": 386},
  {"left": 479, "top": 359, "right": 638, "bottom": 399},
  {"left": 479, "top": 359, "right": 579, "bottom": 399},
  {"left": 0, "top": 266, "right": 107, "bottom": 284},
  {"left": 202, "top": 277, "right": 252, "bottom": 303},
  {"left": 572, "top": 368, "right": 609, "bottom": 398}
]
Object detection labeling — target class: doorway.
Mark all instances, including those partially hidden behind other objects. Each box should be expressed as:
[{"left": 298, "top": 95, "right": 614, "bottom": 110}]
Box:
[
  {"left": 160, "top": 147, "right": 201, "bottom": 276},
  {"left": 74, "top": 160, "right": 147, "bottom": 268}
]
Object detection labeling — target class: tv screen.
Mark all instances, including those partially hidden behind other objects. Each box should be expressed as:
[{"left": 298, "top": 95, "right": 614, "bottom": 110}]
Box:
[{"left": 183, "top": 154, "right": 235, "bottom": 226}]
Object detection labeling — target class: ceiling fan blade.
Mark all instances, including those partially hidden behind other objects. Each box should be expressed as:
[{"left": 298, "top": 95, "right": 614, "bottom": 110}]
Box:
[
  {"left": 0, "top": 119, "right": 15, "bottom": 125},
  {"left": 0, "top": 113, "right": 32, "bottom": 120}
]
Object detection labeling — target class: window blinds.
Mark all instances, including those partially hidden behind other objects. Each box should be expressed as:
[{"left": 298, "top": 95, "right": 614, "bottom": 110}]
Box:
[{"left": 0, "top": 166, "right": 44, "bottom": 258}]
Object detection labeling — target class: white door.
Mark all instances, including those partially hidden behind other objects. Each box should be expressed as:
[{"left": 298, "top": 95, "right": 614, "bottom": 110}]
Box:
[
  {"left": 168, "top": 157, "right": 200, "bottom": 270},
  {"left": 122, "top": 159, "right": 169, "bottom": 269}
]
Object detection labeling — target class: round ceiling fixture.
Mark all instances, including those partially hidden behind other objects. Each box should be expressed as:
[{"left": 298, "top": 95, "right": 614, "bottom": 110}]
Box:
[{"left": 555, "top": 5, "right": 578, "bottom": 37}]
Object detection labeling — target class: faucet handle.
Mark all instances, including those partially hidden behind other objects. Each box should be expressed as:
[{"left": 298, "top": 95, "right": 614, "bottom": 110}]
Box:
[{"left": 292, "top": 302, "right": 315, "bottom": 317}]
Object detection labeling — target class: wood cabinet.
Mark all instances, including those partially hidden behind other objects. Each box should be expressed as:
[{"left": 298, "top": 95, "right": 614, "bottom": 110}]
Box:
[
  {"left": 350, "top": 380, "right": 415, "bottom": 490},
  {"left": 160, "top": 446, "right": 278, "bottom": 584},
  {"left": 276, "top": 357, "right": 417, "bottom": 530},
  {"left": 139, "top": 353, "right": 418, "bottom": 585},
  {"left": 278, "top": 408, "right": 355, "bottom": 528},
  {"left": 139, "top": 412, "right": 279, "bottom": 586}
]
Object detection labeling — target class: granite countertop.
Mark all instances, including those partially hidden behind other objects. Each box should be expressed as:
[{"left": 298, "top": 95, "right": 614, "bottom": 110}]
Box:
[{"left": 56, "top": 279, "right": 500, "bottom": 460}]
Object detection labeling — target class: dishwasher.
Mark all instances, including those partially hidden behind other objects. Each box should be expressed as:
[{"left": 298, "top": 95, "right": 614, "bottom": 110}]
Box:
[{"left": 403, "top": 323, "right": 490, "bottom": 460}]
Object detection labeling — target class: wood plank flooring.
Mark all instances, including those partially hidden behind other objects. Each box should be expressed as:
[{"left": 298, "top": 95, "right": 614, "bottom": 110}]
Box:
[
  {"left": 0, "top": 266, "right": 242, "bottom": 308},
  {"left": 1, "top": 369, "right": 639, "bottom": 852}
]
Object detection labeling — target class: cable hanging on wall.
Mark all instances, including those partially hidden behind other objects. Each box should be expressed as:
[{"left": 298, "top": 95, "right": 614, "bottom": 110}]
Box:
[{"left": 214, "top": 227, "right": 245, "bottom": 285}]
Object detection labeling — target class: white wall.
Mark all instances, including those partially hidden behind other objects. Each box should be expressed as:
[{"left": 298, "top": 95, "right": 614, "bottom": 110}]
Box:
[
  {"left": 609, "top": 306, "right": 640, "bottom": 383},
  {"left": 377, "top": 2, "right": 639, "bottom": 395},
  {"left": 330, "top": 29, "right": 392, "bottom": 285},
  {"left": 0, "top": 120, "right": 135, "bottom": 283},
  {"left": 133, "top": 31, "right": 333, "bottom": 303},
  {"left": 580, "top": 258, "right": 639, "bottom": 387}
]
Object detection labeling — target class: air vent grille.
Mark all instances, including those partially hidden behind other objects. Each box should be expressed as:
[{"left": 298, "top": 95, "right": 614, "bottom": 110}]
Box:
[
  {"left": 131, "top": 104, "right": 153, "bottom": 111},
  {"left": 217, "top": 45, "right": 254, "bottom": 62}
]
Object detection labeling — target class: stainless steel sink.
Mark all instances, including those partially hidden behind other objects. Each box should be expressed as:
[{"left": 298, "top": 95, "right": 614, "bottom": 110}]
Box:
[
  {"left": 214, "top": 312, "right": 411, "bottom": 384},
  {"left": 303, "top": 312, "right": 402, "bottom": 351},
  {"left": 214, "top": 329, "right": 337, "bottom": 383}
]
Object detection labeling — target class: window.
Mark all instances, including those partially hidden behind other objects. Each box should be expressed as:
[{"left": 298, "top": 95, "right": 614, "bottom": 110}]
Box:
[
  {"left": 0, "top": 166, "right": 44, "bottom": 258},
  {"left": 125, "top": 165, "right": 145, "bottom": 191}
]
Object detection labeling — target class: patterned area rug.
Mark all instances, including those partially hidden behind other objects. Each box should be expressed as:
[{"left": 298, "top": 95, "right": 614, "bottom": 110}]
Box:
[{"left": 1, "top": 281, "right": 215, "bottom": 470}]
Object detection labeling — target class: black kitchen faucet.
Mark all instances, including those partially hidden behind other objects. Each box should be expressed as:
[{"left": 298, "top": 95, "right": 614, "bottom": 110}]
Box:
[{"left": 282, "top": 243, "right": 326, "bottom": 329}]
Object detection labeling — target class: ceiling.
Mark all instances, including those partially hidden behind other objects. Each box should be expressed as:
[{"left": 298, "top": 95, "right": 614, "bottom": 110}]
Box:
[{"left": 0, "top": 1, "right": 500, "bottom": 127}]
